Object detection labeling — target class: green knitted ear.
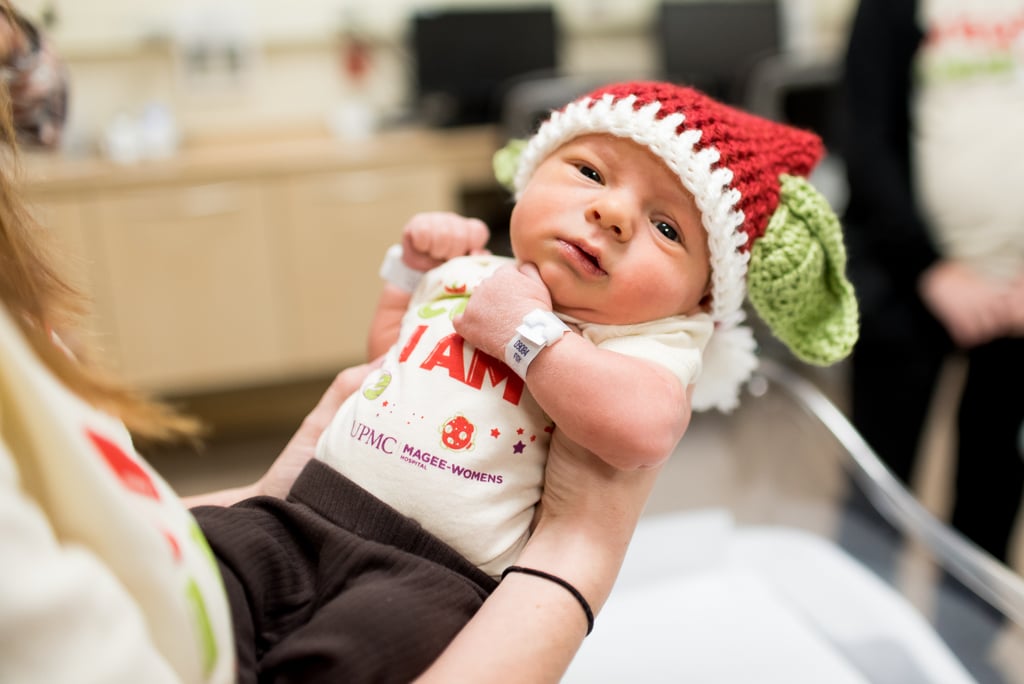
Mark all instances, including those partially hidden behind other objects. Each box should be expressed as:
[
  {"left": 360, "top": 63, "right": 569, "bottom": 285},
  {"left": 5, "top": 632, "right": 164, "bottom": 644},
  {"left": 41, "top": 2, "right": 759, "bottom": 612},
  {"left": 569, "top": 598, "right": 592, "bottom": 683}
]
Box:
[
  {"left": 747, "top": 174, "right": 859, "bottom": 365},
  {"left": 493, "top": 138, "right": 527, "bottom": 192}
]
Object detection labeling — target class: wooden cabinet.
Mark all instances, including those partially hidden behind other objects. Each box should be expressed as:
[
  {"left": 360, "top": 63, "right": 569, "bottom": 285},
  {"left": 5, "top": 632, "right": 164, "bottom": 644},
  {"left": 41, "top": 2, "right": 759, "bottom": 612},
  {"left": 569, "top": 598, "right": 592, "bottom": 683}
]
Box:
[
  {"left": 23, "top": 126, "right": 500, "bottom": 396},
  {"left": 30, "top": 194, "right": 111, "bottom": 356},
  {"left": 85, "top": 180, "right": 289, "bottom": 392},
  {"left": 31, "top": 194, "right": 94, "bottom": 311},
  {"left": 278, "top": 166, "right": 457, "bottom": 374}
]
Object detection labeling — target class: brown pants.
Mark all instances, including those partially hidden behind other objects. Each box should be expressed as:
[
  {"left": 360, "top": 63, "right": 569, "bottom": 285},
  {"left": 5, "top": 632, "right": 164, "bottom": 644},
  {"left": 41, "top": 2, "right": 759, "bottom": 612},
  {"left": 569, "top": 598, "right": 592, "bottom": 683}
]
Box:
[{"left": 193, "top": 460, "right": 497, "bottom": 684}]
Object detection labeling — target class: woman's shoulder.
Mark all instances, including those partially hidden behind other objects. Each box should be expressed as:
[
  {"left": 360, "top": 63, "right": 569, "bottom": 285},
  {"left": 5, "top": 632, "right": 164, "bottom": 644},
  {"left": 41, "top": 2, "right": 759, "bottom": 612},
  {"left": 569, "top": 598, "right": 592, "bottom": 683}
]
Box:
[{"left": 0, "top": 301, "right": 235, "bottom": 682}]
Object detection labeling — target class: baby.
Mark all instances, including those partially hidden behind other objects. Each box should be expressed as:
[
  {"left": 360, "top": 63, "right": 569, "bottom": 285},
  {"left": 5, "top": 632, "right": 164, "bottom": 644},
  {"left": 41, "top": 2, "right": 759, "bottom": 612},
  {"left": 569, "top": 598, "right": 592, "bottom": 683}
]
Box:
[{"left": 316, "top": 81, "right": 859, "bottom": 577}]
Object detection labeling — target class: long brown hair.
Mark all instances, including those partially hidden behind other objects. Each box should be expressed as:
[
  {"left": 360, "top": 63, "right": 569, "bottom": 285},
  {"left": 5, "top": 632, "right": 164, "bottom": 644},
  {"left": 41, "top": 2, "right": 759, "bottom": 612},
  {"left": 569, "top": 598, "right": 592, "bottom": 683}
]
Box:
[{"left": 0, "top": 9, "right": 200, "bottom": 443}]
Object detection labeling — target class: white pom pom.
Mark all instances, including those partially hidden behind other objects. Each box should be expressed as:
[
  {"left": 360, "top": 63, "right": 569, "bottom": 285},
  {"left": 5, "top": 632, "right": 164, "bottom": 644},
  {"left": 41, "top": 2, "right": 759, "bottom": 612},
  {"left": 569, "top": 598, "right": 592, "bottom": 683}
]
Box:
[{"left": 691, "top": 320, "right": 759, "bottom": 412}]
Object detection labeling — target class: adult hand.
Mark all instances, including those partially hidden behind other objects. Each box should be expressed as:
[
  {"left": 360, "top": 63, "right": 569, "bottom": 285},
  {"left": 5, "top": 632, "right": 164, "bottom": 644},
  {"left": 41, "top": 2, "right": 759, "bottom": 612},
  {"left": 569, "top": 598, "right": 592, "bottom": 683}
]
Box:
[
  {"left": 252, "top": 360, "right": 378, "bottom": 498},
  {"left": 918, "top": 260, "right": 1010, "bottom": 348},
  {"left": 401, "top": 211, "right": 490, "bottom": 272},
  {"left": 184, "top": 360, "right": 376, "bottom": 507},
  {"left": 454, "top": 262, "right": 558, "bottom": 360},
  {"left": 1007, "top": 274, "right": 1024, "bottom": 337}
]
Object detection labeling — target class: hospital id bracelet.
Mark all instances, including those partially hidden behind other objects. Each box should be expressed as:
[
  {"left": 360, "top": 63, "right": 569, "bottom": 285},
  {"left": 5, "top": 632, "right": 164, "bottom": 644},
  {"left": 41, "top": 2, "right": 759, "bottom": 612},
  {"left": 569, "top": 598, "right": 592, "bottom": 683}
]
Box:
[
  {"left": 504, "top": 308, "right": 570, "bottom": 379},
  {"left": 379, "top": 244, "right": 425, "bottom": 292}
]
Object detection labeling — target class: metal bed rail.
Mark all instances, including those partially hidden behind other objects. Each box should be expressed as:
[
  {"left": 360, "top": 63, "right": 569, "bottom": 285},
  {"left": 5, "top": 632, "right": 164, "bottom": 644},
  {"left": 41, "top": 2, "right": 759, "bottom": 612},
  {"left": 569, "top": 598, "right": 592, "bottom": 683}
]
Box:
[{"left": 756, "top": 358, "right": 1024, "bottom": 627}]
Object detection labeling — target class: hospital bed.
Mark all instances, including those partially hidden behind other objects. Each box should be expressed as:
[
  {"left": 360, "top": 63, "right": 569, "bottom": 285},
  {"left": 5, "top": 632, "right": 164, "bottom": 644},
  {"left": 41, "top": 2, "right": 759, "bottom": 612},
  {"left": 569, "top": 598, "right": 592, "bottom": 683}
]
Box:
[{"left": 564, "top": 358, "right": 1024, "bottom": 683}]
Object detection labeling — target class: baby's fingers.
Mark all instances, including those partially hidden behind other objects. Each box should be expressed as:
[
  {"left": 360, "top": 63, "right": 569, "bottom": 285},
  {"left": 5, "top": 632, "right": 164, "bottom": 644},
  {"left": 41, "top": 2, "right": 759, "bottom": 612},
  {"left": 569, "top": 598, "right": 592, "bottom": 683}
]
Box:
[{"left": 462, "top": 217, "right": 491, "bottom": 253}]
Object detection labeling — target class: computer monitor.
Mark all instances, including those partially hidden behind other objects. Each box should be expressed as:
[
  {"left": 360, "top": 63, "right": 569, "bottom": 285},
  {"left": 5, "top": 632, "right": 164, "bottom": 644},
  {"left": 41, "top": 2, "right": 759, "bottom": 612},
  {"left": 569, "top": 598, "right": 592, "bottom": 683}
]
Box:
[
  {"left": 657, "top": 1, "right": 780, "bottom": 104},
  {"left": 411, "top": 6, "right": 559, "bottom": 127}
]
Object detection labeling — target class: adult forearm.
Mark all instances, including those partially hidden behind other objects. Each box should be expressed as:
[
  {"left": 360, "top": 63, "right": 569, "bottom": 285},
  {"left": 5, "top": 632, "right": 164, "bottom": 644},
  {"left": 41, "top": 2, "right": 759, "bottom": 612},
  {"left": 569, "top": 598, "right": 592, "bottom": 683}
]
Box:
[
  {"left": 416, "top": 508, "right": 635, "bottom": 683},
  {"left": 419, "top": 446, "right": 661, "bottom": 682},
  {"left": 415, "top": 570, "right": 588, "bottom": 683}
]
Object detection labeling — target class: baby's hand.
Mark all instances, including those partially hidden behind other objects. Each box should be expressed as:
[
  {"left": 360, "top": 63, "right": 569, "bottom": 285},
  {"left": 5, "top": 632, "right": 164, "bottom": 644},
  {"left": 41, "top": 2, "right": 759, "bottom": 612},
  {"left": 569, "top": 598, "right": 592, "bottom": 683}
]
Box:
[
  {"left": 454, "top": 262, "right": 557, "bottom": 360},
  {"left": 401, "top": 211, "right": 490, "bottom": 272}
]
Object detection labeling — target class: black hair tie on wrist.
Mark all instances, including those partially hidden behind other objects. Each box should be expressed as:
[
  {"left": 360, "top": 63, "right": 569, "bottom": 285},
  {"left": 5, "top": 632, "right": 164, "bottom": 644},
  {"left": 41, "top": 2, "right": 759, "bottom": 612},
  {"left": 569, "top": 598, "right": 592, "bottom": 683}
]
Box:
[{"left": 501, "top": 565, "right": 595, "bottom": 636}]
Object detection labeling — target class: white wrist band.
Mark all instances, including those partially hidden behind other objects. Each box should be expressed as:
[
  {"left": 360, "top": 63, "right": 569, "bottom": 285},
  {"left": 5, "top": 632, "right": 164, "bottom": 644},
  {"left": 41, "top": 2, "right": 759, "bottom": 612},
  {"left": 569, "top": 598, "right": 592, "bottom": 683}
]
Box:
[
  {"left": 379, "top": 244, "right": 425, "bottom": 292},
  {"left": 505, "top": 309, "right": 570, "bottom": 379}
]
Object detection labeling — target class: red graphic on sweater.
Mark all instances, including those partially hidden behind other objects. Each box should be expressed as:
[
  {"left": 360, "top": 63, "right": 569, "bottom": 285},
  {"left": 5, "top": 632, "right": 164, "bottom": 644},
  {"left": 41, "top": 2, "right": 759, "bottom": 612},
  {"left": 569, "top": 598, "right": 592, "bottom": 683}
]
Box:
[
  {"left": 441, "top": 415, "right": 475, "bottom": 451},
  {"left": 86, "top": 428, "right": 160, "bottom": 500},
  {"left": 925, "top": 13, "right": 1024, "bottom": 50},
  {"left": 164, "top": 529, "right": 182, "bottom": 562}
]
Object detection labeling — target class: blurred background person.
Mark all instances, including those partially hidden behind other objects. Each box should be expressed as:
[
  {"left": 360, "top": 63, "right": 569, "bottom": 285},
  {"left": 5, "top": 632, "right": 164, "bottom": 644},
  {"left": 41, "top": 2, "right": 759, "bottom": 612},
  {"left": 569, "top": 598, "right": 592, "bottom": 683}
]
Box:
[
  {"left": 842, "top": 0, "right": 1024, "bottom": 568},
  {"left": 0, "top": 1, "right": 66, "bottom": 149}
]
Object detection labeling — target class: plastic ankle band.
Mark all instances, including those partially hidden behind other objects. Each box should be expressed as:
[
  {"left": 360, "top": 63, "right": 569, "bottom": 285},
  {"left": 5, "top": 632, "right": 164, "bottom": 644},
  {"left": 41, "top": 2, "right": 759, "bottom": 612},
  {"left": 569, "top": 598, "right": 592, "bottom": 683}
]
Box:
[
  {"left": 379, "top": 244, "right": 425, "bottom": 292},
  {"left": 501, "top": 565, "right": 595, "bottom": 636},
  {"left": 504, "top": 308, "right": 570, "bottom": 379}
]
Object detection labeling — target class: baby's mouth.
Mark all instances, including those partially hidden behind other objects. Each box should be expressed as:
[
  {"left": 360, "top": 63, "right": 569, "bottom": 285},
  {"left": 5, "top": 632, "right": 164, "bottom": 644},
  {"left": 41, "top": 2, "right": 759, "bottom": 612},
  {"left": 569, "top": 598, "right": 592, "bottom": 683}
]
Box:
[{"left": 561, "top": 239, "right": 605, "bottom": 276}]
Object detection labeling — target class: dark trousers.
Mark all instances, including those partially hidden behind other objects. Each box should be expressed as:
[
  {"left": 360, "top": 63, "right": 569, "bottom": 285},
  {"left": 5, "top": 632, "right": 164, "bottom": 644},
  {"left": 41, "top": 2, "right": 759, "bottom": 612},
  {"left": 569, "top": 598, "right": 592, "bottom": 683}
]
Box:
[
  {"left": 851, "top": 291, "right": 1024, "bottom": 562},
  {"left": 193, "top": 460, "right": 497, "bottom": 684}
]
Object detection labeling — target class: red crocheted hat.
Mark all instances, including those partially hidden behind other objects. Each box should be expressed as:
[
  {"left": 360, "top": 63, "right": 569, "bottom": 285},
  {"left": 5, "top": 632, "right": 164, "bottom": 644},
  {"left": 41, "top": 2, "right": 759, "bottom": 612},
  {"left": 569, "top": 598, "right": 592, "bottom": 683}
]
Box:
[
  {"left": 505, "top": 81, "right": 858, "bottom": 411},
  {"left": 512, "top": 81, "right": 824, "bottom": 325}
]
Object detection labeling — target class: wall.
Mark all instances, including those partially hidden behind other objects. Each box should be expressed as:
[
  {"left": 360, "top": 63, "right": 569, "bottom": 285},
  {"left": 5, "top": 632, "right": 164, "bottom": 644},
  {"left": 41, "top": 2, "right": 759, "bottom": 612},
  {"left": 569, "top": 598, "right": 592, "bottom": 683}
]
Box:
[{"left": 16, "top": 0, "right": 856, "bottom": 156}]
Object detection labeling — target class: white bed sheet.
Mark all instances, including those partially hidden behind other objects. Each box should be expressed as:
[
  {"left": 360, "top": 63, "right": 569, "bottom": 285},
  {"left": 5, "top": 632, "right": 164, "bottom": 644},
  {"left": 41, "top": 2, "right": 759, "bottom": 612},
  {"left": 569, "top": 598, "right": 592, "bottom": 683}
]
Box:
[{"left": 563, "top": 510, "right": 976, "bottom": 683}]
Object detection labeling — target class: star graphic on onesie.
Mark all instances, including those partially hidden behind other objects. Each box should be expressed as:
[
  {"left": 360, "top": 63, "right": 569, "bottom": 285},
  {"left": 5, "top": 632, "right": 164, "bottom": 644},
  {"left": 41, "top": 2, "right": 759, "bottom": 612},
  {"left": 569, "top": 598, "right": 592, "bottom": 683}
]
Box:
[{"left": 513, "top": 441, "right": 526, "bottom": 454}]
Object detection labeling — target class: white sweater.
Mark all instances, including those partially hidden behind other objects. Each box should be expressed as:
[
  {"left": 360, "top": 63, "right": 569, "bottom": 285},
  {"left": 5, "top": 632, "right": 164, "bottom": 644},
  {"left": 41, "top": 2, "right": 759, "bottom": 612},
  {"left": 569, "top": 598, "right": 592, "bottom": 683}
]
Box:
[
  {"left": 913, "top": 0, "right": 1024, "bottom": 280},
  {"left": 0, "top": 304, "right": 234, "bottom": 684}
]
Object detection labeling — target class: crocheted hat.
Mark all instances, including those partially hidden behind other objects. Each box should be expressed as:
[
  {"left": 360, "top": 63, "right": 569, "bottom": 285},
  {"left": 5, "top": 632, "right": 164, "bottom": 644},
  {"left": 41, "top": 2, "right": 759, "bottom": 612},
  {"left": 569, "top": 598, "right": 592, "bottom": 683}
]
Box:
[{"left": 494, "top": 81, "right": 858, "bottom": 411}]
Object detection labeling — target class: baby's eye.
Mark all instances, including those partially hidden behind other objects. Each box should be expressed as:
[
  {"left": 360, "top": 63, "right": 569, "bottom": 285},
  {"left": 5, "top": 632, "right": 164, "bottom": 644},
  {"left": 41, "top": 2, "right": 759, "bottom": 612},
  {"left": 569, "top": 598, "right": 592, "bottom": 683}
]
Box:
[
  {"left": 654, "top": 221, "right": 680, "bottom": 243},
  {"left": 576, "top": 163, "right": 602, "bottom": 183}
]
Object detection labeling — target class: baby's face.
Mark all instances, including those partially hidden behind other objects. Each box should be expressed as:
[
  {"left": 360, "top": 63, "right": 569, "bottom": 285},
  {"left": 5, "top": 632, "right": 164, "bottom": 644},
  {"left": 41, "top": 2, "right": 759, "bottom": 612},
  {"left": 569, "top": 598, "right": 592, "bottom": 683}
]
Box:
[{"left": 510, "top": 134, "right": 711, "bottom": 325}]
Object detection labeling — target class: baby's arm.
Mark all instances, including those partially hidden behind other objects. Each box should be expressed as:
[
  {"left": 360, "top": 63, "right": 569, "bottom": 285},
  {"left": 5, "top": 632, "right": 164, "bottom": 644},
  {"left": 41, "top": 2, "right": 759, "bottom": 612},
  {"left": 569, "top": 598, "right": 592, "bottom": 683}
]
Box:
[
  {"left": 454, "top": 263, "right": 690, "bottom": 470},
  {"left": 367, "top": 212, "right": 489, "bottom": 359},
  {"left": 529, "top": 335, "right": 690, "bottom": 469}
]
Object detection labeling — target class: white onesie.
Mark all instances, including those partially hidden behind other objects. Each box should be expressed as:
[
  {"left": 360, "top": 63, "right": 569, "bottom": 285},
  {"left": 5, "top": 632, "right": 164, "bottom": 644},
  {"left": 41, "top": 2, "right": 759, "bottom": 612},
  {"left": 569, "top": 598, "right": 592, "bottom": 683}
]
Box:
[{"left": 316, "top": 254, "right": 712, "bottom": 577}]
